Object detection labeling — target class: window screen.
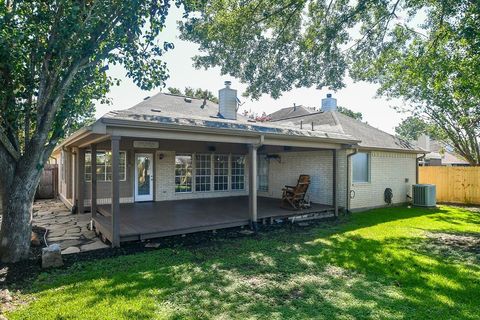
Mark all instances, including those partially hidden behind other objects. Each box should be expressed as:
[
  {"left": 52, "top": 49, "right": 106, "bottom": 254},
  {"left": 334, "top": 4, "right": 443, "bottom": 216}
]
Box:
[
  {"left": 175, "top": 154, "right": 192, "bottom": 192},
  {"left": 231, "top": 155, "right": 245, "bottom": 190},
  {"left": 214, "top": 155, "right": 229, "bottom": 191},
  {"left": 352, "top": 152, "right": 370, "bottom": 183},
  {"left": 257, "top": 155, "right": 269, "bottom": 191},
  {"left": 195, "top": 154, "right": 211, "bottom": 192},
  {"left": 85, "top": 151, "right": 126, "bottom": 182}
]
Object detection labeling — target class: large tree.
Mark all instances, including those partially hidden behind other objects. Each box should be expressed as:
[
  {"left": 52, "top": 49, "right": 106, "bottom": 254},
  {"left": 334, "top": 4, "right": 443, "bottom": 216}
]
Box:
[
  {"left": 395, "top": 116, "right": 431, "bottom": 141},
  {"left": 0, "top": 0, "right": 179, "bottom": 262},
  {"left": 180, "top": 0, "right": 480, "bottom": 164}
]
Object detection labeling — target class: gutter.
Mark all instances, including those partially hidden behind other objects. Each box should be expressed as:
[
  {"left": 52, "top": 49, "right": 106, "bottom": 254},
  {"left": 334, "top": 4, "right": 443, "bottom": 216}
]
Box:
[
  {"left": 346, "top": 148, "right": 359, "bottom": 213},
  {"left": 101, "top": 117, "right": 361, "bottom": 146}
]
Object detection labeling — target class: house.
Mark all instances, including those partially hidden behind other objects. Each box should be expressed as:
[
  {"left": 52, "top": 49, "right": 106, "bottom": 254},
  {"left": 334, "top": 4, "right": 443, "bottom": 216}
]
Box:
[
  {"left": 52, "top": 82, "right": 425, "bottom": 247},
  {"left": 416, "top": 134, "right": 469, "bottom": 166}
]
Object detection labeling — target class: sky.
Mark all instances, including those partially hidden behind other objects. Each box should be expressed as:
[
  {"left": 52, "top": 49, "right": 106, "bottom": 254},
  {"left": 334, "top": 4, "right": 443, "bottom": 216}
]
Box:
[{"left": 95, "top": 7, "right": 409, "bottom": 135}]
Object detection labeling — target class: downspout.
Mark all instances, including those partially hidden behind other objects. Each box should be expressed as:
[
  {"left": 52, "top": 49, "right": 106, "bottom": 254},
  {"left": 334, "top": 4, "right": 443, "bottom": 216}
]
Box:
[
  {"left": 346, "top": 148, "right": 358, "bottom": 213},
  {"left": 416, "top": 154, "right": 426, "bottom": 184}
]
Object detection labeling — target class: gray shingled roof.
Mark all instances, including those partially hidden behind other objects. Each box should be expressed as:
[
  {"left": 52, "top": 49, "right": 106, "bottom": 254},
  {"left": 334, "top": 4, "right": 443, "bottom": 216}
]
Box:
[
  {"left": 102, "top": 93, "right": 357, "bottom": 142},
  {"left": 268, "top": 105, "right": 314, "bottom": 121},
  {"left": 274, "top": 111, "right": 421, "bottom": 152}
]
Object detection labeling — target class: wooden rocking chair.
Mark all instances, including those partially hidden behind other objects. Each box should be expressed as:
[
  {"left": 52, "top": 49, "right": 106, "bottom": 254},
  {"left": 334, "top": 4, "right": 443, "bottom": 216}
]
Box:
[{"left": 281, "top": 175, "right": 311, "bottom": 210}]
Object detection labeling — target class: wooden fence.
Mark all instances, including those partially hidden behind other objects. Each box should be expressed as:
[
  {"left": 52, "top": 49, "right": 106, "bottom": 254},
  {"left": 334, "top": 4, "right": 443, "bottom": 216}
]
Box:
[
  {"left": 418, "top": 166, "right": 480, "bottom": 205},
  {"left": 35, "top": 164, "right": 58, "bottom": 199}
]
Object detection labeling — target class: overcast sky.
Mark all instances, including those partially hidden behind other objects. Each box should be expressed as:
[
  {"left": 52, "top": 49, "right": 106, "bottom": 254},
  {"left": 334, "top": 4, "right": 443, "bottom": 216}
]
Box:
[{"left": 95, "top": 7, "right": 409, "bottom": 134}]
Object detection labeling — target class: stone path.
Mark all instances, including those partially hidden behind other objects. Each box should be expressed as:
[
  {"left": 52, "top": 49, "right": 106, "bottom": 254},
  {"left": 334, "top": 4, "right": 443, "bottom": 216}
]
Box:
[{"left": 33, "top": 199, "right": 109, "bottom": 254}]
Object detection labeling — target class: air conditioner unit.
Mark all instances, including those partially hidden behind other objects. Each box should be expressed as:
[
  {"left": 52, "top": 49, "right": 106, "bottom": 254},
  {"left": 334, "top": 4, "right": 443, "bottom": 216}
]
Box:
[{"left": 412, "top": 184, "right": 436, "bottom": 207}]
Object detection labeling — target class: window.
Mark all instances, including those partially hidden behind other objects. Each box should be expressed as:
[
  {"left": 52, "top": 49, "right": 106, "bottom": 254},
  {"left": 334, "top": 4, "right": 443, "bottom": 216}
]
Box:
[
  {"left": 175, "top": 154, "right": 192, "bottom": 192},
  {"left": 231, "top": 155, "right": 245, "bottom": 190},
  {"left": 214, "top": 155, "right": 229, "bottom": 191},
  {"left": 352, "top": 152, "right": 370, "bottom": 183},
  {"left": 85, "top": 151, "right": 126, "bottom": 182},
  {"left": 257, "top": 155, "right": 269, "bottom": 191},
  {"left": 195, "top": 154, "right": 211, "bottom": 192}
]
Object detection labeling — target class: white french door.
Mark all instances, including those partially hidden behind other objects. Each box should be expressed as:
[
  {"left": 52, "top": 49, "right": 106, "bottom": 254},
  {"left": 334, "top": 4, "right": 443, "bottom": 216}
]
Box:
[{"left": 134, "top": 153, "right": 154, "bottom": 202}]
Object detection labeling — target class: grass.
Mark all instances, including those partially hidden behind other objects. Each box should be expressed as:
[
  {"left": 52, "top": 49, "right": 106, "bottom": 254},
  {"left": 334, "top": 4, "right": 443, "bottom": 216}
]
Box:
[{"left": 7, "top": 206, "right": 480, "bottom": 320}]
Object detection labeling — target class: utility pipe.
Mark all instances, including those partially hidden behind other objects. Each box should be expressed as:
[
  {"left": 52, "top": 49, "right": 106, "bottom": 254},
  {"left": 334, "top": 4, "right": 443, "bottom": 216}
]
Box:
[{"left": 346, "top": 148, "right": 359, "bottom": 213}]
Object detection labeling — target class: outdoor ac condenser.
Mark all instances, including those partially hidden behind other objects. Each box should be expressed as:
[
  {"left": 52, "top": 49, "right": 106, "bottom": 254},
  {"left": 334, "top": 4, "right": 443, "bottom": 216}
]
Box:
[{"left": 412, "top": 184, "right": 436, "bottom": 207}]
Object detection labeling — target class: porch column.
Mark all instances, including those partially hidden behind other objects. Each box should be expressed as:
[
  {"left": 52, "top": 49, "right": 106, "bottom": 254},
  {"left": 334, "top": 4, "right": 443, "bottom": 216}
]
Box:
[
  {"left": 333, "top": 149, "right": 338, "bottom": 217},
  {"left": 76, "top": 148, "right": 85, "bottom": 214},
  {"left": 90, "top": 144, "right": 97, "bottom": 218},
  {"left": 248, "top": 144, "right": 258, "bottom": 228},
  {"left": 111, "top": 136, "right": 121, "bottom": 247}
]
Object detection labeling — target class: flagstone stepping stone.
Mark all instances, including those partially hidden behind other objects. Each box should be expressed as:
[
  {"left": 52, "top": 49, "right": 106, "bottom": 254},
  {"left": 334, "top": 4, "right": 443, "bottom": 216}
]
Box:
[
  {"left": 49, "top": 236, "right": 81, "bottom": 242},
  {"left": 80, "top": 241, "right": 109, "bottom": 251},
  {"left": 61, "top": 247, "right": 81, "bottom": 255}
]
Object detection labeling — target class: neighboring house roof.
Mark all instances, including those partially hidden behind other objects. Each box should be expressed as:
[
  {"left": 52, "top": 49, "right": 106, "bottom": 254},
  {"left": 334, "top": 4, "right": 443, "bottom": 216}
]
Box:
[
  {"left": 100, "top": 93, "right": 358, "bottom": 142},
  {"left": 273, "top": 111, "right": 422, "bottom": 152},
  {"left": 268, "top": 105, "right": 314, "bottom": 121},
  {"left": 420, "top": 138, "right": 469, "bottom": 165}
]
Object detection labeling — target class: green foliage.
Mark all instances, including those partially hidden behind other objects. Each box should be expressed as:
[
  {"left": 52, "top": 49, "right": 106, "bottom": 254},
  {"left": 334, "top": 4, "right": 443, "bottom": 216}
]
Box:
[
  {"left": 0, "top": 0, "right": 180, "bottom": 158},
  {"left": 394, "top": 116, "right": 432, "bottom": 141},
  {"left": 8, "top": 206, "right": 480, "bottom": 319},
  {"left": 167, "top": 86, "right": 219, "bottom": 103},
  {"left": 352, "top": 1, "right": 480, "bottom": 164},
  {"left": 180, "top": 0, "right": 480, "bottom": 164},
  {"left": 337, "top": 106, "right": 363, "bottom": 121}
]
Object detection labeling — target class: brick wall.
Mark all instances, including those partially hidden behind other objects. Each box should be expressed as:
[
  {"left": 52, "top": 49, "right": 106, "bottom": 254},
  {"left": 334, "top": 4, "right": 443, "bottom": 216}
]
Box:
[
  {"left": 259, "top": 150, "right": 346, "bottom": 207},
  {"left": 349, "top": 151, "right": 416, "bottom": 210}
]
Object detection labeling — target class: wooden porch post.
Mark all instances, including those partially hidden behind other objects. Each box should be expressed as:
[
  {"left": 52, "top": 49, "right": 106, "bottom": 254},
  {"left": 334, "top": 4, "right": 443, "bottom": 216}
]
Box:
[
  {"left": 111, "top": 136, "right": 121, "bottom": 247},
  {"left": 333, "top": 149, "right": 338, "bottom": 217},
  {"left": 91, "top": 144, "right": 97, "bottom": 218},
  {"left": 248, "top": 144, "right": 258, "bottom": 229},
  {"left": 76, "top": 148, "right": 85, "bottom": 214}
]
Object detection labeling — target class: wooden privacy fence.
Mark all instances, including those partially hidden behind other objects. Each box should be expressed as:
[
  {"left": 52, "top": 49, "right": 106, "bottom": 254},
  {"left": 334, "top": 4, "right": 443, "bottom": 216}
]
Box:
[
  {"left": 36, "top": 164, "right": 58, "bottom": 199},
  {"left": 418, "top": 166, "right": 480, "bottom": 205}
]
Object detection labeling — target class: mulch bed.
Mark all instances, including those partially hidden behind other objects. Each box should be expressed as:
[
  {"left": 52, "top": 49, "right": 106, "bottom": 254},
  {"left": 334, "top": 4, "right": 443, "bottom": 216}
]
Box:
[{"left": 0, "top": 215, "right": 339, "bottom": 290}]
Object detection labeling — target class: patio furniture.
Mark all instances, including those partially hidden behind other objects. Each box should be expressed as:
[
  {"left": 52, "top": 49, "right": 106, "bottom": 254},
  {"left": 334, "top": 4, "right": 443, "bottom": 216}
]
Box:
[{"left": 281, "top": 175, "right": 311, "bottom": 210}]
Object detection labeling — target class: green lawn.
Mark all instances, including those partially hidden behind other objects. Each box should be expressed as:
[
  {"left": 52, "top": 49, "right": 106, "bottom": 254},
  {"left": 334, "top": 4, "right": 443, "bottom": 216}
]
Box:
[{"left": 8, "top": 206, "right": 480, "bottom": 320}]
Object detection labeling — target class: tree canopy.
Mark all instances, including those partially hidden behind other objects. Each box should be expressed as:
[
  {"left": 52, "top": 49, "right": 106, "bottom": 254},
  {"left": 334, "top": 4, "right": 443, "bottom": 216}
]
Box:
[
  {"left": 167, "top": 87, "right": 219, "bottom": 103},
  {"left": 337, "top": 106, "right": 363, "bottom": 121},
  {"left": 0, "top": 0, "right": 180, "bottom": 262},
  {"left": 181, "top": 0, "right": 480, "bottom": 164},
  {"left": 395, "top": 116, "right": 433, "bottom": 141}
]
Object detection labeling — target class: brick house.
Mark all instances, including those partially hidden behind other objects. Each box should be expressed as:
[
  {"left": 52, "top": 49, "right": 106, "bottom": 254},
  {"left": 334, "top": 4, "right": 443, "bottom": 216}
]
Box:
[{"left": 52, "top": 83, "right": 425, "bottom": 246}]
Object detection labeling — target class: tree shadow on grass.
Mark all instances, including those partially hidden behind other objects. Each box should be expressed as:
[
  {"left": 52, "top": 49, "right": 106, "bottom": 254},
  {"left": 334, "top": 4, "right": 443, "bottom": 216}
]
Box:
[{"left": 8, "top": 206, "right": 480, "bottom": 320}]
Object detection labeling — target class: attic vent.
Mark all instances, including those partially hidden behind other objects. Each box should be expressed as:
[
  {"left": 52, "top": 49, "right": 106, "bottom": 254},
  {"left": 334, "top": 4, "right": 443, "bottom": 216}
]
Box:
[
  {"left": 151, "top": 108, "right": 161, "bottom": 113},
  {"left": 184, "top": 97, "right": 192, "bottom": 103}
]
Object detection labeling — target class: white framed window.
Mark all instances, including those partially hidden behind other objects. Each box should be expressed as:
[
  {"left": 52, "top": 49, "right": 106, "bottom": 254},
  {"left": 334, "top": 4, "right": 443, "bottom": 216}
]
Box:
[
  {"left": 257, "top": 155, "right": 269, "bottom": 191},
  {"left": 175, "top": 154, "right": 192, "bottom": 193},
  {"left": 231, "top": 155, "right": 245, "bottom": 190},
  {"left": 352, "top": 152, "right": 370, "bottom": 183},
  {"left": 195, "top": 154, "right": 212, "bottom": 192},
  {"left": 85, "top": 151, "right": 126, "bottom": 182},
  {"left": 213, "top": 154, "right": 229, "bottom": 191}
]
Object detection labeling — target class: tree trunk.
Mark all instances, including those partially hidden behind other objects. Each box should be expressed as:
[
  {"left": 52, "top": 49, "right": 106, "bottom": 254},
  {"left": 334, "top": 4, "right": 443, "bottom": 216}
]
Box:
[{"left": 0, "top": 163, "right": 43, "bottom": 263}]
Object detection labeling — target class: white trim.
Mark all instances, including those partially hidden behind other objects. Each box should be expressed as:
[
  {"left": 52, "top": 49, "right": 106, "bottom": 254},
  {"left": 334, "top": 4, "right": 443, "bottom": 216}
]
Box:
[
  {"left": 134, "top": 153, "right": 154, "bottom": 202},
  {"left": 84, "top": 197, "right": 134, "bottom": 206}
]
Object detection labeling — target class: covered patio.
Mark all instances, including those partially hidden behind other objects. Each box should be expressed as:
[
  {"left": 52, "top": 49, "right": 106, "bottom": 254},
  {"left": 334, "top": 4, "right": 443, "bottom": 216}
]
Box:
[{"left": 93, "top": 196, "right": 335, "bottom": 242}]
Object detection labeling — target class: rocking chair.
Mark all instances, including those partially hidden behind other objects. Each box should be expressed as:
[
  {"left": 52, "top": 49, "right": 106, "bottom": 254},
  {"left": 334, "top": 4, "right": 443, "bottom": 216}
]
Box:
[{"left": 281, "top": 175, "right": 311, "bottom": 210}]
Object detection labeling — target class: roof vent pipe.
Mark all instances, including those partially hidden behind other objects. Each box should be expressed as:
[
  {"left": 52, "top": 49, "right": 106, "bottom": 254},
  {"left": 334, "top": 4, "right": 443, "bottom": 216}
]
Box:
[
  {"left": 321, "top": 93, "right": 337, "bottom": 112},
  {"left": 218, "top": 81, "right": 238, "bottom": 120}
]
